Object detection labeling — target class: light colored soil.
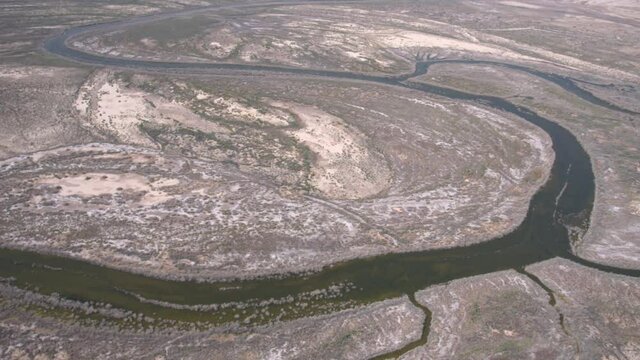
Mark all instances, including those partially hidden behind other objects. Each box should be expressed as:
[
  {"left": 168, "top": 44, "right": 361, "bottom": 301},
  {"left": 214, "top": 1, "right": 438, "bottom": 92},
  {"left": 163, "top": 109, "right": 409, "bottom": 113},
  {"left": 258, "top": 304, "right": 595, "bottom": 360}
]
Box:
[
  {"left": 373, "top": 29, "right": 534, "bottom": 62},
  {"left": 499, "top": 1, "right": 543, "bottom": 10},
  {"left": 214, "top": 97, "right": 291, "bottom": 126},
  {"left": 273, "top": 101, "right": 392, "bottom": 200},
  {"left": 37, "top": 172, "right": 176, "bottom": 206},
  {"left": 76, "top": 70, "right": 228, "bottom": 147}
]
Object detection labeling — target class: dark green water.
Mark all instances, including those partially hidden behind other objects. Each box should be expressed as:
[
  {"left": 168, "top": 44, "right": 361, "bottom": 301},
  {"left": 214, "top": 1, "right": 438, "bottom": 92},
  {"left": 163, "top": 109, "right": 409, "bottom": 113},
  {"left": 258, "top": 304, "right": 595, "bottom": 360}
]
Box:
[{"left": 2, "top": 2, "right": 638, "bottom": 329}]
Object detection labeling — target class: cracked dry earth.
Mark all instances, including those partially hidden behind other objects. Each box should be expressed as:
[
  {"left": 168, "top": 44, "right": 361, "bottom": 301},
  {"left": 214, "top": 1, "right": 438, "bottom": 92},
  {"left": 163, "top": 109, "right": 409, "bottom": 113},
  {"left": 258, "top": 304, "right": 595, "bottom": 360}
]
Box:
[{"left": 1, "top": 0, "right": 640, "bottom": 359}]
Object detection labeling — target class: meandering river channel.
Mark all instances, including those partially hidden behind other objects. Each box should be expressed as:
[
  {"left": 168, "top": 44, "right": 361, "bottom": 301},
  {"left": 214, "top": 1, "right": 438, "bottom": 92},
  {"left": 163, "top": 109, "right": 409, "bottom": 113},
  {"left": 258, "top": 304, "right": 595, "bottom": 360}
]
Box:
[{"left": 2, "top": 2, "right": 639, "bottom": 345}]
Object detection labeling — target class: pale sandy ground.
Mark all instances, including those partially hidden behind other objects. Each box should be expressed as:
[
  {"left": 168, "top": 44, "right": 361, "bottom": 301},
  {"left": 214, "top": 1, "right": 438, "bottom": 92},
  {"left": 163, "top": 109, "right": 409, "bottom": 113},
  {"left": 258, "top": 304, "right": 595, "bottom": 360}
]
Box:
[
  {"left": 372, "top": 29, "right": 536, "bottom": 63},
  {"left": 37, "top": 172, "right": 177, "bottom": 206},
  {"left": 213, "top": 97, "right": 291, "bottom": 126},
  {"left": 498, "top": 1, "right": 543, "bottom": 9},
  {"left": 0, "top": 66, "right": 61, "bottom": 79},
  {"left": 273, "top": 101, "right": 392, "bottom": 200},
  {"left": 75, "top": 70, "right": 228, "bottom": 147},
  {"left": 77, "top": 71, "right": 390, "bottom": 200}
]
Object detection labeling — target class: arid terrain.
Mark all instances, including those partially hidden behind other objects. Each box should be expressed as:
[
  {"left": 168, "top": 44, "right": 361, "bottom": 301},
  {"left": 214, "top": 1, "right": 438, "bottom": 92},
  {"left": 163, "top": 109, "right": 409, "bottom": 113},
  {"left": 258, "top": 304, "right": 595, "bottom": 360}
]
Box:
[
  {"left": 0, "top": 70, "right": 553, "bottom": 279},
  {"left": 1, "top": 0, "right": 639, "bottom": 359}
]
